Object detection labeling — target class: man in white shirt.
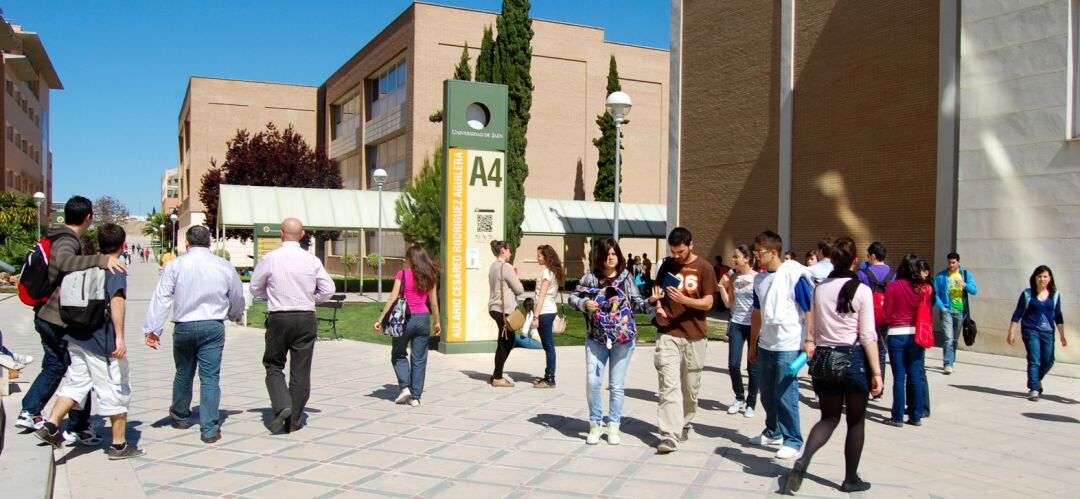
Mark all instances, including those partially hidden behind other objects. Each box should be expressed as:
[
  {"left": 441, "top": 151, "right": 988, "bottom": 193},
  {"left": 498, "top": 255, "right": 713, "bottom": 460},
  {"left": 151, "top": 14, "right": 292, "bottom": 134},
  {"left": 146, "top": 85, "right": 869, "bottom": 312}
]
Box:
[
  {"left": 143, "top": 226, "right": 245, "bottom": 444},
  {"left": 250, "top": 218, "right": 335, "bottom": 434}
]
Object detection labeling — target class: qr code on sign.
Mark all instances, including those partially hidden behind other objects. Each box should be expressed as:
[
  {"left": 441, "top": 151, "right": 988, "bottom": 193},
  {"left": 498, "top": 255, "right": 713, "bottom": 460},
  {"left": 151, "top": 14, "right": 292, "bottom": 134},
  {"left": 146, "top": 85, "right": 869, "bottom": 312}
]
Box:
[{"left": 477, "top": 214, "right": 493, "bottom": 233}]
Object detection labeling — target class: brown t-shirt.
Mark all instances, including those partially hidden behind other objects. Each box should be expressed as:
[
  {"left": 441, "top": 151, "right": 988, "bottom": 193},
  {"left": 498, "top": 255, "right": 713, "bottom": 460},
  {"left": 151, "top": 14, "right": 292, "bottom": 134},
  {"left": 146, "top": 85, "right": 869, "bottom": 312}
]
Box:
[{"left": 655, "top": 255, "right": 718, "bottom": 340}]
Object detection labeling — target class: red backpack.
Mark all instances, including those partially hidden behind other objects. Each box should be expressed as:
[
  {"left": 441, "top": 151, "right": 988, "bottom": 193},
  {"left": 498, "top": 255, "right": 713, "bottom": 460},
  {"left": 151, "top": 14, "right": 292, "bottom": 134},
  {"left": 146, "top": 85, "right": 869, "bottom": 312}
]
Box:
[
  {"left": 17, "top": 232, "right": 77, "bottom": 306},
  {"left": 860, "top": 267, "right": 895, "bottom": 329}
]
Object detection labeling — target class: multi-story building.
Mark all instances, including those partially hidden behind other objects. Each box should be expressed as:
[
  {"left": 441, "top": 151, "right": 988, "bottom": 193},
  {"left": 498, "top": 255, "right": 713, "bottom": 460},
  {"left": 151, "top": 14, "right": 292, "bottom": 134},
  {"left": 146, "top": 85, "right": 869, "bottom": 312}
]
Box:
[
  {"left": 176, "top": 77, "right": 317, "bottom": 251},
  {"left": 670, "top": 0, "right": 1077, "bottom": 361},
  {"left": 318, "top": 2, "right": 669, "bottom": 276},
  {"left": 1, "top": 16, "right": 61, "bottom": 206},
  {"left": 161, "top": 167, "right": 179, "bottom": 214}
]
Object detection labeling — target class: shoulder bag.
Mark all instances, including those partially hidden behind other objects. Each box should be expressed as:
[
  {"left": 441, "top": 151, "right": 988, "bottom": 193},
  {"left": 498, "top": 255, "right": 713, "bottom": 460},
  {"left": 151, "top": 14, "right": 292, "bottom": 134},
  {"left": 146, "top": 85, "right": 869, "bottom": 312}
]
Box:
[{"left": 500, "top": 263, "right": 526, "bottom": 335}]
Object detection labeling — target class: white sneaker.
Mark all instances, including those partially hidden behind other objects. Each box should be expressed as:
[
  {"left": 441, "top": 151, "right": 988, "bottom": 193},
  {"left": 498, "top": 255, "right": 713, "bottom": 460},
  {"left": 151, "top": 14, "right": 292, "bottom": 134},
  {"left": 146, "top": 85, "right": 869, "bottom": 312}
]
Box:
[
  {"left": 607, "top": 424, "right": 621, "bottom": 445},
  {"left": 11, "top": 352, "right": 33, "bottom": 365},
  {"left": 586, "top": 422, "right": 602, "bottom": 445},
  {"left": 743, "top": 406, "right": 756, "bottom": 418},
  {"left": 15, "top": 410, "right": 44, "bottom": 430},
  {"left": 407, "top": 398, "right": 420, "bottom": 407},
  {"left": 943, "top": 366, "right": 953, "bottom": 375},
  {"left": 395, "top": 389, "right": 412, "bottom": 405},
  {"left": 775, "top": 446, "right": 802, "bottom": 460},
  {"left": 754, "top": 433, "right": 783, "bottom": 446},
  {"left": 727, "top": 399, "right": 744, "bottom": 415}
]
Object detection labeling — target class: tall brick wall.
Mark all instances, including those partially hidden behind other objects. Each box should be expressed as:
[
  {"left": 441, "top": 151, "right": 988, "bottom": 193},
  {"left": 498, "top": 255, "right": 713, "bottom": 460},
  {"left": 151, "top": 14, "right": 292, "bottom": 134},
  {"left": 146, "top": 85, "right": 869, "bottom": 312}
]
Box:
[
  {"left": 790, "top": 1, "right": 940, "bottom": 263},
  {"left": 680, "top": 0, "right": 781, "bottom": 262}
]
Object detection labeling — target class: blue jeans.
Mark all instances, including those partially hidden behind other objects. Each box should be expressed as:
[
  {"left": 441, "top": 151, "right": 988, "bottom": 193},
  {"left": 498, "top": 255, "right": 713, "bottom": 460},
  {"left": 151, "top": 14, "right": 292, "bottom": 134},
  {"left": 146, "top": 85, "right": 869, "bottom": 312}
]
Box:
[
  {"left": 757, "top": 347, "right": 802, "bottom": 450},
  {"left": 940, "top": 308, "right": 964, "bottom": 368},
  {"left": 391, "top": 313, "right": 430, "bottom": 399},
  {"left": 537, "top": 313, "right": 556, "bottom": 383},
  {"left": 1021, "top": 329, "right": 1055, "bottom": 392},
  {"left": 585, "top": 338, "right": 634, "bottom": 425},
  {"left": 22, "top": 317, "right": 91, "bottom": 431},
  {"left": 171, "top": 320, "right": 225, "bottom": 439},
  {"left": 887, "top": 334, "right": 926, "bottom": 424},
  {"left": 726, "top": 322, "right": 758, "bottom": 408}
]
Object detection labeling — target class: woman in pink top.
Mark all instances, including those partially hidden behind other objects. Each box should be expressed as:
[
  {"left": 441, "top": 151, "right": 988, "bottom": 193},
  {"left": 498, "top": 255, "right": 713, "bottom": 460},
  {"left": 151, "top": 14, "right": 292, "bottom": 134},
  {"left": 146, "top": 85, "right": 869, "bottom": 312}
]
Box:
[
  {"left": 881, "top": 254, "right": 932, "bottom": 428},
  {"left": 786, "top": 237, "right": 883, "bottom": 495},
  {"left": 375, "top": 246, "right": 441, "bottom": 406}
]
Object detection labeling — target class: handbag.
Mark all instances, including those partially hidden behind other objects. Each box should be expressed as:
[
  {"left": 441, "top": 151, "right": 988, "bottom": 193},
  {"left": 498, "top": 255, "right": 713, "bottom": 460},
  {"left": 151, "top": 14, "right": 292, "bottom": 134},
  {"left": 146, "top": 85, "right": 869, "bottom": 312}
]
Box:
[
  {"left": 809, "top": 335, "right": 859, "bottom": 383},
  {"left": 500, "top": 263, "right": 526, "bottom": 335},
  {"left": 962, "top": 316, "right": 977, "bottom": 346},
  {"left": 552, "top": 288, "right": 568, "bottom": 334},
  {"left": 915, "top": 284, "right": 935, "bottom": 349}
]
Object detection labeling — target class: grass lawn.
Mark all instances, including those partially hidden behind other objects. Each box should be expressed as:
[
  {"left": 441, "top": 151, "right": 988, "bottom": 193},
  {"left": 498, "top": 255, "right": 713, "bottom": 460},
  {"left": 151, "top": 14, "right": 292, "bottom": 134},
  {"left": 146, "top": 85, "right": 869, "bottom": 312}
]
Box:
[{"left": 246, "top": 301, "right": 729, "bottom": 346}]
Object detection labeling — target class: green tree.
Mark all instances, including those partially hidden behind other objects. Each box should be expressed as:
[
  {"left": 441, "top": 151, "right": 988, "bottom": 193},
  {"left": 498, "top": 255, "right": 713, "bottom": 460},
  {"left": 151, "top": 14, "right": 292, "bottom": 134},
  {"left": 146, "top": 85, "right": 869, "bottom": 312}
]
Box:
[
  {"left": 475, "top": 25, "right": 495, "bottom": 82},
  {"left": 593, "top": 55, "right": 626, "bottom": 202},
  {"left": 141, "top": 211, "right": 177, "bottom": 251},
  {"left": 493, "top": 0, "right": 534, "bottom": 255},
  {"left": 395, "top": 149, "right": 443, "bottom": 256},
  {"left": 0, "top": 193, "right": 41, "bottom": 269},
  {"left": 454, "top": 43, "right": 473, "bottom": 80}
]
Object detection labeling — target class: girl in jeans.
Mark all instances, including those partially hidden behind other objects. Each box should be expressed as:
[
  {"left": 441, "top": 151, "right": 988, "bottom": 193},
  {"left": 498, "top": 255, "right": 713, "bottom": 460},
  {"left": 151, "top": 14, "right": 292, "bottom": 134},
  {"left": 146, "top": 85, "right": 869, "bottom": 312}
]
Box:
[
  {"left": 718, "top": 244, "right": 758, "bottom": 418},
  {"left": 570, "top": 238, "right": 650, "bottom": 445},
  {"left": 530, "top": 245, "right": 565, "bottom": 388},
  {"left": 375, "top": 246, "right": 442, "bottom": 406},
  {"left": 785, "top": 237, "right": 883, "bottom": 494},
  {"left": 881, "top": 254, "right": 931, "bottom": 427},
  {"left": 1007, "top": 265, "right": 1067, "bottom": 401}
]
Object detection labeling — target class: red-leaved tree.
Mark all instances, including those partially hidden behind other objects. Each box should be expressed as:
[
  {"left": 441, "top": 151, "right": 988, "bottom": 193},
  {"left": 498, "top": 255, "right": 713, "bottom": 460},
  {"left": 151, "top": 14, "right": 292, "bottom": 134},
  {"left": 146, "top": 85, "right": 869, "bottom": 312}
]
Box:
[{"left": 200, "top": 123, "right": 342, "bottom": 241}]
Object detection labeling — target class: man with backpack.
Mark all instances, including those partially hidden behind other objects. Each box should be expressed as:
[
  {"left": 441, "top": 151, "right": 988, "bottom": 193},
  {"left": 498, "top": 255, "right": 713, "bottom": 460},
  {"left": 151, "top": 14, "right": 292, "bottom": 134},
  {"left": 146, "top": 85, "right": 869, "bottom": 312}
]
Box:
[
  {"left": 15, "top": 196, "right": 126, "bottom": 441},
  {"left": 934, "top": 252, "right": 978, "bottom": 374},
  {"left": 34, "top": 224, "right": 144, "bottom": 459},
  {"left": 858, "top": 242, "right": 894, "bottom": 394},
  {"left": 649, "top": 227, "right": 717, "bottom": 454}
]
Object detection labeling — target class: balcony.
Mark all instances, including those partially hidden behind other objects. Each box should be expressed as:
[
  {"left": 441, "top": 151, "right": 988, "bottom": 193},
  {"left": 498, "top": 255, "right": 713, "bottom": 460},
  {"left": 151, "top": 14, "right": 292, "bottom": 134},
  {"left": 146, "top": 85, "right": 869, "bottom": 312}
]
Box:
[
  {"left": 365, "top": 102, "right": 404, "bottom": 145},
  {"left": 329, "top": 116, "right": 360, "bottom": 160}
]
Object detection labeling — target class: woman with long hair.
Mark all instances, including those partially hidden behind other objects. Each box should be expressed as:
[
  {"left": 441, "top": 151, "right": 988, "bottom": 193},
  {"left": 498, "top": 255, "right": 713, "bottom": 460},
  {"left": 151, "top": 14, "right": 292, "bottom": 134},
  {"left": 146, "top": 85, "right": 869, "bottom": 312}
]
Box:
[
  {"left": 488, "top": 240, "right": 526, "bottom": 387},
  {"left": 785, "top": 237, "right": 883, "bottom": 494},
  {"left": 531, "top": 245, "right": 565, "bottom": 388},
  {"left": 569, "top": 238, "right": 650, "bottom": 445},
  {"left": 718, "top": 244, "right": 759, "bottom": 418},
  {"left": 881, "top": 253, "right": 931, "bottom": 427},
  {"left": 1007, "top": 265, "right": 1067, "bottom": 401},
  {"left": 374, "top": 246, "right": 441, "bottom": 406}
]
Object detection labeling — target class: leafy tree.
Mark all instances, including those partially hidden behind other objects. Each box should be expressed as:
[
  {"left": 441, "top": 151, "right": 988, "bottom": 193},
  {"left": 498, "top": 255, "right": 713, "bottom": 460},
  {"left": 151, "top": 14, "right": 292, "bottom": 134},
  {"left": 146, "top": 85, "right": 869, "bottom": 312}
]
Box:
[
  {"left": 200, "top": 123, "right": 342, "bottom": 242},
  {"left": 0, "top": 193, "right": 41, "bottom": 269},
  {"left": 142, "top": 211, "right": 176, "bottom": 251},
  {"left": 475, "top": 25, "right": 495, "bottom": 83},
  {"left": 593, "top": 56, "right": 627, "bottom": 202},
  {"left": 395, "top": 149, "right": 443, "bottom": 256},
  {"left": 493, "top": 0, "right": 533, "bottom": 255},
  {"left": 93, "top": 196, "right": 130, "bottom": 225}
]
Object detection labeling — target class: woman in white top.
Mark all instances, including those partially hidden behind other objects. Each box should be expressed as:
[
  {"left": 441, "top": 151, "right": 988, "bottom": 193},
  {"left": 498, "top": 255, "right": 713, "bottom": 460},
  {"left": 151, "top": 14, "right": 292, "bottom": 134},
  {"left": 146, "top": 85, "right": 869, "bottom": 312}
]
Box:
[
  {"left": 718, "top": 244, "right": 759, "bottom": 418},
  {"left": 531, "top": 245, "right": 565, "bottom": 388}
]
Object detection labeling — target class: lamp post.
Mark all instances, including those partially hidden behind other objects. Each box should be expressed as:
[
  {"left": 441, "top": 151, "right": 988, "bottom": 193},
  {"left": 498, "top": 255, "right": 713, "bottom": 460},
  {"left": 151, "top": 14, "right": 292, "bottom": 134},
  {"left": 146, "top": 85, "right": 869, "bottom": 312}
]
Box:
[
  {"left": 605, "top": 91, "right": 632, "bottom": 241},
  {"left": 372, "top": 168, "right": 389, "bottom": 302},
  {"left": 170, "top": 213, "right": 178, "bottom": 253},
  {"left": 32, "top": 191, "right": 45, "bottom": 240},
  {"left": 159, "top": 224, "right": 165, "bottom": 250}
]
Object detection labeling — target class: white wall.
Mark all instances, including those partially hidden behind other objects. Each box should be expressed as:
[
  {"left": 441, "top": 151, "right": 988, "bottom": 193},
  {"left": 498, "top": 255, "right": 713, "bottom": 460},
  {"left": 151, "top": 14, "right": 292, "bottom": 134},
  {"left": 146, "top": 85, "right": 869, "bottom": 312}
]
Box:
[{"left": 958, "top": 0, "right": 1080, "bottom": 362}]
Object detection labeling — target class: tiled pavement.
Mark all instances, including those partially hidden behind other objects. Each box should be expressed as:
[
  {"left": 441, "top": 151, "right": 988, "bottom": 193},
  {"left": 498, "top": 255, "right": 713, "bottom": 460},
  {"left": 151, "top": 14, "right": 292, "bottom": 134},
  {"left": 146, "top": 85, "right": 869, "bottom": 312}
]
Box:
[{"left": 2, "top": 254, "right": 1079, "bottom": 498}]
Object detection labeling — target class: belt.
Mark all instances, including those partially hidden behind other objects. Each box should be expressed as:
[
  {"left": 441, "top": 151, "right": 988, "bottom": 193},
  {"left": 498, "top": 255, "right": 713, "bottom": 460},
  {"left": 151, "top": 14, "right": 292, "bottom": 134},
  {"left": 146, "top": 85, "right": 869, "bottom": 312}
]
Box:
[{"left": 268, "top": 310, "right": 316, "bottom": 315}]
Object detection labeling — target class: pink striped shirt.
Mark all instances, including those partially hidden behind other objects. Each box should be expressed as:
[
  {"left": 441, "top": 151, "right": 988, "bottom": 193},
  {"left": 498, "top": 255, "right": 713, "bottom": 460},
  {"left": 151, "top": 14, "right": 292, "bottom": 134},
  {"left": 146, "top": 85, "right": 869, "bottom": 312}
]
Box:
[{"left": 250, "top": 242, "right": 335, "bottom": 312}]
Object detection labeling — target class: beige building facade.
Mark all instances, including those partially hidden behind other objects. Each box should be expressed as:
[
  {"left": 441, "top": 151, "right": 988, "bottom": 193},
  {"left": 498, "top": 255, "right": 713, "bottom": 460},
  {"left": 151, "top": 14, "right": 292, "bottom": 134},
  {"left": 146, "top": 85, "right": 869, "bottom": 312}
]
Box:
[
  {"left": 319, "top": 2, "right": 669, "bottom": 276},
  {"left": 1, "top": 16, "right": 61, "bottom": 206},
  {"left": 176, "top": 77, "right": 317, "bottom": 250},
  {"left": 161, "top": 167, "right": 179, "bottom": 214}
]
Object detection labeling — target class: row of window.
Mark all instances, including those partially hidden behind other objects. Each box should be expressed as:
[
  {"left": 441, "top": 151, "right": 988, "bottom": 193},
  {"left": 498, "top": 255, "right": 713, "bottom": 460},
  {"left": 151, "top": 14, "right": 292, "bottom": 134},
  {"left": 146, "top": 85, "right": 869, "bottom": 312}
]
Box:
[
  {"left": 5, "top": 78, "right": 42, "bottom": 128},
  {"left": 330, "top": 231, "right": 407, "bottom": 258},
  {"left": 365, "top": 134, "right": 407, "bottom": 190},
  {"left": 6, "top": 123, "right": 42, "bottom": 164},
  {"left": 4, "top": 170, "right": 42, "bottom": 196},
  {"left": 330, "top": 57, "right": 408, "bottom": 141}
]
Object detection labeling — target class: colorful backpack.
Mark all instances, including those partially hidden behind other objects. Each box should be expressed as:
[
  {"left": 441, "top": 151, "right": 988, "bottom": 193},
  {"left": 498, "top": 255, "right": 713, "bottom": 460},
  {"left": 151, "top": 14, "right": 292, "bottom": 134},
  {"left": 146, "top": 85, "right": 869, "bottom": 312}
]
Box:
[
  {"left": 577, "top": 272, "right": 637, "bottom": 346},
  {"left": 17, "top": 232, "right": 78, "bottom": 306}
]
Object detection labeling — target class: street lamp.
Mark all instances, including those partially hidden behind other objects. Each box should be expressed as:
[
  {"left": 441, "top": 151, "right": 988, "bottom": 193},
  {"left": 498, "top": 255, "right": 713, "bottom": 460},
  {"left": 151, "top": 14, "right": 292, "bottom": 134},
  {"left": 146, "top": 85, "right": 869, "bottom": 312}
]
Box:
[
  {"left": 32, "top": 191, "right": 45, "bottom": 240},
  {"left": 605, "top": 91, "right": 632, "bottom": 240},
  {"left": 170, "top": 213, "right": 178, "bottom": 253},
  {"left": 373, "top": 168, "right": 389, "bottom": 302}
]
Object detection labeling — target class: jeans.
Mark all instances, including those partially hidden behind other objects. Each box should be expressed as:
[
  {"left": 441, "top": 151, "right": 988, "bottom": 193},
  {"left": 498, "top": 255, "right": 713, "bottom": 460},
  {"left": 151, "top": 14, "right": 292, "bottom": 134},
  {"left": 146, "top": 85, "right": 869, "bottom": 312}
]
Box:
[
  {"left": 537, "top": 313, "right": 556, "bottom": 383},
  {"left": 263, "top": 311, "right": 317, "bottom": 427},
  {"left": 726, "top": 322, "right": 758, "bottom": 408},
  {"left": 876, "top": 325, "right": 888, "bottom": 387},
  {"left": 940, "top": 308, "right": 964, "bottom": 368},
  {"left": 172, "top": 320, "right": 225, "bottom": 439},
  {"left": 23, "top": 317, "right": 91, "bottom": 432},
  {"left": 1021, "top": 329, "right": 1055, "bottom": 392},
  {"left": 887, "top": 334, "right": 926, "bottom": 424},
  {"left": 586, "top": 338, "right": 634, "bottom": 425},
  {"left": 391, "top": 313, "right": 430, "bottom": 399},
  {"left": 757, "top": 347, "right": 802, "bottom": 450}
]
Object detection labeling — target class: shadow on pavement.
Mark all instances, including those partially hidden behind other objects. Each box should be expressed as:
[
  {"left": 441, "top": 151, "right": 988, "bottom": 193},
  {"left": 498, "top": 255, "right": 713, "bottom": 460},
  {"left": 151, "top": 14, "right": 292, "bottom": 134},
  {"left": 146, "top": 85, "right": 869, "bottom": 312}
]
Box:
[
  {"left": 703, "top": 365, "right": 730, "bottom": 375},
  {"left": 623, "top": 388, "right": 657, "bottom": 402},
  {"left": 368, "top": 383, "right": 399, "bottom": 401},
  {"left": 528, "top": 413, "right": 661, "bottom": 447},
  {"left": 54, "top": 444, "right": 100, "bottom": 466},
  {"left": 246, "top": 407, "right": 321, "bottom": 428},
  {"left": 1022, "top": 412, "right": 1079, "bottom": 424},
  {"left": 950, "top": 384, "right": 1079, "bottom": 404},
  {"left": 460, "top": 370, "right": 538, "bottom": 385}
]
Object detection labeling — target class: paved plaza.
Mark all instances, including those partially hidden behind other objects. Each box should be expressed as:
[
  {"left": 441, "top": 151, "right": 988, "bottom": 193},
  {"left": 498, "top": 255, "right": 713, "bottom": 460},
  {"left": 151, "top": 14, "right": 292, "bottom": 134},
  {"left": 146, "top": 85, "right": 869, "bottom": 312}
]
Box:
[{"left": 1, "top": 257, "right": 1079, "bottom": 498}]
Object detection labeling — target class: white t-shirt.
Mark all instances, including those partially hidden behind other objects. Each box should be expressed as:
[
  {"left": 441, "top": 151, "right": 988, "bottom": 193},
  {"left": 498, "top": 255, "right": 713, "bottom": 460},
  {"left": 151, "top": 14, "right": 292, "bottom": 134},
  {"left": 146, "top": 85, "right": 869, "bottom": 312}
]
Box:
[
  {"left": 537, "top": 268, "right": 559, "bottom": 315},
  {"left": 753, "top": 270, "right": 808, "bottom": 352},
  {"left": 730, "top": 272, "right": 756, "bottom": 326}
]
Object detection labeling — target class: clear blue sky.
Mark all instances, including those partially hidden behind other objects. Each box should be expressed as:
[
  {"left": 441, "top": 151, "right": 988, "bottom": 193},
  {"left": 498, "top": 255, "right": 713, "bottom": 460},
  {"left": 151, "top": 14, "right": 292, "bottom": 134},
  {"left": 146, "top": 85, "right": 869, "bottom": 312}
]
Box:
[{"left": 3, "top": 0, "right": 669, "bottom": 216}]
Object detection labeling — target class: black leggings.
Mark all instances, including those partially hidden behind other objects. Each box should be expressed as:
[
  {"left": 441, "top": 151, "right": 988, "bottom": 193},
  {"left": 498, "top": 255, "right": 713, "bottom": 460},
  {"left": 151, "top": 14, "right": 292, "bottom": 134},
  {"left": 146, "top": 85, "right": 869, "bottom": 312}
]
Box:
[
  {"left": 490, "top": 311, "right": 515, "bottom": 379},
  {"left": 797, "top": 390, "right": 869, "bottom": 484}
]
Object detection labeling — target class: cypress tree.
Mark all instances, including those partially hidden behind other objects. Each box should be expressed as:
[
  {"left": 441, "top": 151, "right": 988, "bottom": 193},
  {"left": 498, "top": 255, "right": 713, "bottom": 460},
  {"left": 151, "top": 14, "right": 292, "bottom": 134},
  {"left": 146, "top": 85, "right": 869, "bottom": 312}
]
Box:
[
  {"left": 493, "top": 0, "right": 533, "bottom": 255},
  {"left": 475, "top": 25, "right": 495, "bottom": 83},
  {"left": 593, "top": 56, "right": 625, "bottom": 202},
  {"left": 454, "top": 43, "right": 473, "bottom": 81},
  {"left": 395, "top": 149, "right": 444, "bottom": 255}
]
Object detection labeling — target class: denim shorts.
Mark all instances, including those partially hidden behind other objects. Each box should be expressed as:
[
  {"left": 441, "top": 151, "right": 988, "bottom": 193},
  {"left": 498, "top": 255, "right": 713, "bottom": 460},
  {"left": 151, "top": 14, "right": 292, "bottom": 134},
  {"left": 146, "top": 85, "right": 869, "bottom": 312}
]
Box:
[{"left": 811, "top": 344, "right": 870, "bottom": 396}]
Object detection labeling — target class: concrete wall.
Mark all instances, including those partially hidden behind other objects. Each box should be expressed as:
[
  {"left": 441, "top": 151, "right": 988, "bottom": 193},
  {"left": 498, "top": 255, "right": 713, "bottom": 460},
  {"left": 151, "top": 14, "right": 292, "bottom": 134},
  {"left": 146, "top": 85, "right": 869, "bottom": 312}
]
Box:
[{"left": 958, "top": 0, "right": 1080, "bottom": 361}]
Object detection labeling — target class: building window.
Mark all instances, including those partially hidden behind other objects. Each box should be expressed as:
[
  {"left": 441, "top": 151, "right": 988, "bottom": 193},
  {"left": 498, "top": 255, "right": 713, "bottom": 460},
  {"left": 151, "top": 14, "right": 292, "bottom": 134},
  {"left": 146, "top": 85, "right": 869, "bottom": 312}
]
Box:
[
  {"left": 331, "top": 89, "right": 362, "bottom": 141},
  {"left": 365, "top": 134, "right": 407, "bottom": 191},
  {"left": 366, "top": 58, "right": 407, "bottom": 121},
  {"left": 6, "top": 125, "right": 12, "bottom": 141},
  {"left": 5, "top": 80, "right": 11, "bottom": 96},
  {"left": 339, "top": 153, "right": 362, "bottom": 189}
]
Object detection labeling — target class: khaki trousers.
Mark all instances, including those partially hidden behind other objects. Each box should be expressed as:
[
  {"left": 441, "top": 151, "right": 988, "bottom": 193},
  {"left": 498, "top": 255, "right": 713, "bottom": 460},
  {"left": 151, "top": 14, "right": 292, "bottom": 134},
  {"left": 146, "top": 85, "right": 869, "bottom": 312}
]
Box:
[{"left": 654, "top": 333, "right": 707, "bottom": 442}]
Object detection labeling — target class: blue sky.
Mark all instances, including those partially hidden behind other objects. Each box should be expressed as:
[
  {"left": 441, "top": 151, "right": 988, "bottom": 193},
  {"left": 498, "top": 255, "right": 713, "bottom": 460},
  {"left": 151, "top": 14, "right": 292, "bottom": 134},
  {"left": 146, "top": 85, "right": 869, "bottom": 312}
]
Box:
[{"left": 3, "top": 0, "right": 669, "bottom": 216}]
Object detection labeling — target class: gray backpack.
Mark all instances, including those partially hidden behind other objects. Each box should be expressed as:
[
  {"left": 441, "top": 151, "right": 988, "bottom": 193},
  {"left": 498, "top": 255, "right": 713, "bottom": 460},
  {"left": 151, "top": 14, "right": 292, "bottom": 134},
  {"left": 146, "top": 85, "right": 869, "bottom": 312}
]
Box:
[{"left": 59, "top": 268, "right": 109, "bottom": 330}]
